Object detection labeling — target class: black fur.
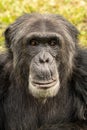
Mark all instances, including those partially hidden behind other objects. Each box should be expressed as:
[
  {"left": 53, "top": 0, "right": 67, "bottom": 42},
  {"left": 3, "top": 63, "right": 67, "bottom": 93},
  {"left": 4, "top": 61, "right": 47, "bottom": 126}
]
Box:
[{"left": 0, "top": 14, "right": 87, "bottom": 130}]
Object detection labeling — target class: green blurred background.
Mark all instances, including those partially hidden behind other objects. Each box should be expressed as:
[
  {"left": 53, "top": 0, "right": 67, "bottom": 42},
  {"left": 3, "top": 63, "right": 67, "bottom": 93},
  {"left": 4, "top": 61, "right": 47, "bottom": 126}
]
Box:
[{"left": 0, "top": 0, "right": 87, "bottom": 50}]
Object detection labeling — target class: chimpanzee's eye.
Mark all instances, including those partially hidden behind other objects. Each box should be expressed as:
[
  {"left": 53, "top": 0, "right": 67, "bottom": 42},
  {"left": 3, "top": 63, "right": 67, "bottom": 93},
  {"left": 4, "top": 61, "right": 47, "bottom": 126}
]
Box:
[
  {"left": 49, "top": 40, "right": 57, "bottom": 46},
  {"left": 30, "top": 39, "right": 39, "bottom": 46}
]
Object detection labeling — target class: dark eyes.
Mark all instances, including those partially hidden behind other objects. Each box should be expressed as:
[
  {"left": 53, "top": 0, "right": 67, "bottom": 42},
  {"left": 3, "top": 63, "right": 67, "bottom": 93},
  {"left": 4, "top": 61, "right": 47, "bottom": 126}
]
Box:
[
  {"left": 29, "top": 40, "right": 39, "bottom": 46},
  {"left": 49, "top": 40, "right": 57, "bottom": 46},
  {"left": 27, "top": 39, "right": 59, "bottom": 47}
]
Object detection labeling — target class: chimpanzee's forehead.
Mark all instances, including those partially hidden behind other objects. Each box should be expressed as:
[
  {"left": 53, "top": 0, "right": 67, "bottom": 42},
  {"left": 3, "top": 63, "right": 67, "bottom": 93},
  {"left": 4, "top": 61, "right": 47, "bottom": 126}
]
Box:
[
  {"left": 27, "top": 17, "right": 59, "bottom": 33},
  {"left": 11, "top": 14, "right": 69, "bottom": 43}
]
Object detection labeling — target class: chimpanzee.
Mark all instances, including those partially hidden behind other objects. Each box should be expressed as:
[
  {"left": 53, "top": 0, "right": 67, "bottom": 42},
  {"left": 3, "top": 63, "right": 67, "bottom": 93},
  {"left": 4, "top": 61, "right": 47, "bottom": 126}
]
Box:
[{"left": 0, "top": 13, "right": 87, "bottom": 130}]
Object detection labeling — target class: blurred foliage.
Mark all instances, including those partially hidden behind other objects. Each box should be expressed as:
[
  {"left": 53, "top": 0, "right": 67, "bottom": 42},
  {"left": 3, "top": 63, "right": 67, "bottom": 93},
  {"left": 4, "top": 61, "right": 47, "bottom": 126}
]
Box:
[{"left": 0, "top": 0, "right": 87, "bottom": 50}]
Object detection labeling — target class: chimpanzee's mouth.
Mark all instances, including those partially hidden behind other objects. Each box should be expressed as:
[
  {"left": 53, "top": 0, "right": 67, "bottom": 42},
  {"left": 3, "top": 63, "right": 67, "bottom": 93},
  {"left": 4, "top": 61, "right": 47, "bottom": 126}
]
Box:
[{"left": 32, "top": 79, "right": 57, "bottom": 89}]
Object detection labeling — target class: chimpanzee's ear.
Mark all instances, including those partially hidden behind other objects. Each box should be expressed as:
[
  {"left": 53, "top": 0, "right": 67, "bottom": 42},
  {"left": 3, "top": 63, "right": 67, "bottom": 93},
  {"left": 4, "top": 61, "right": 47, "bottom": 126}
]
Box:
[{"left": 4, "top": 26, "right": 12, "bottom": 48}]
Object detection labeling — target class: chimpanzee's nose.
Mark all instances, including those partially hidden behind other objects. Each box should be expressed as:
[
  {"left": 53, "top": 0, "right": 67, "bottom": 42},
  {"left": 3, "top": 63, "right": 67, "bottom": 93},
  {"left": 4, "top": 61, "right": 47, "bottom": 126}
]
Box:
[{"left": 38, "top": 51, "right": 53, "bottom": 64}]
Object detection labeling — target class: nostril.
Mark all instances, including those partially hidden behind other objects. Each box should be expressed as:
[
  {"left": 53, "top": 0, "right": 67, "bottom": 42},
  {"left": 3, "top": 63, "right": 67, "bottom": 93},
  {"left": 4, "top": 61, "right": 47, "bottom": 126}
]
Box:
[
  {"left": 46, "top": 58, "right": 49, "bottom": 63},
  {"left": 39, "top": 58, "right": 44, "bottom": 63},
  {"left": 39, "top": 58, "right": 49, "bottom": 63}
]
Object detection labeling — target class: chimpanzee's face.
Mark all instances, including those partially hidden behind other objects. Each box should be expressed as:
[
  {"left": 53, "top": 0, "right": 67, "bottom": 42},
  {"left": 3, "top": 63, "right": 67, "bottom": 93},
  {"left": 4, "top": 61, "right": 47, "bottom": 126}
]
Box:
[{"left": 28, "top": 33, "right": 61, "bottom": 98}]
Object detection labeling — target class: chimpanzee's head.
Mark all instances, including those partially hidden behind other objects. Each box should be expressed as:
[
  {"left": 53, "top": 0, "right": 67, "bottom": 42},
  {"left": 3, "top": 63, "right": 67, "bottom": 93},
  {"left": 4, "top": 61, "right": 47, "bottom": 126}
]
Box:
[{"left": 4, "top": 14, "right": 79, "bottom": 98}]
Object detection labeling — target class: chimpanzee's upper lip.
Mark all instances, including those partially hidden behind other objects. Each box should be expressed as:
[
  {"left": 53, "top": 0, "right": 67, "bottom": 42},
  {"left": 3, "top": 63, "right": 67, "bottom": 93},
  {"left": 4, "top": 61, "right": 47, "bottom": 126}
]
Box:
[{"left": 32, "top": 79, "right": 57, "bottom": 89}]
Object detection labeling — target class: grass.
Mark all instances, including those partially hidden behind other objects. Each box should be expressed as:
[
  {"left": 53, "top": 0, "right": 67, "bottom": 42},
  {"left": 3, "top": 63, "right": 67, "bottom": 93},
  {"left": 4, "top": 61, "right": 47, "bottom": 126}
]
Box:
[{"left": 0, "top": 0, "right": 87, "bottom": 49}]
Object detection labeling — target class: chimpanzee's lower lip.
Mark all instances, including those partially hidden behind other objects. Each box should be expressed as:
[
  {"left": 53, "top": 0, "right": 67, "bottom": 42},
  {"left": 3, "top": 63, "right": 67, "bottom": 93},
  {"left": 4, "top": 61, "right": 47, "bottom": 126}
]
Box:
[{"left": 32, "top": 79, "right": 57, "bottom": 89}]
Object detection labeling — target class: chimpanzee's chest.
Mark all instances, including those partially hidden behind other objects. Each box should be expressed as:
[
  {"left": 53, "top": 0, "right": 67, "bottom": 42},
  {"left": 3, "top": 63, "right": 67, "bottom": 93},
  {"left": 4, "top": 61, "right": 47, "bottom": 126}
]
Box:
[{"left": 3, "top": 90, "right": 72, "bottom": 130}]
